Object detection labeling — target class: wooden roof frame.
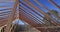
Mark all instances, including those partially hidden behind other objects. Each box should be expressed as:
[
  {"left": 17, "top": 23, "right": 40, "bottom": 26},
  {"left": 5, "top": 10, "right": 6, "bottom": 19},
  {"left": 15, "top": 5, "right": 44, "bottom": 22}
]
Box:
[
  {"left": 0, "top": 0, "right": 60, "bottom": 32},
  {"left": 4, "top": 0, "right": 19, "bottom": 32}
]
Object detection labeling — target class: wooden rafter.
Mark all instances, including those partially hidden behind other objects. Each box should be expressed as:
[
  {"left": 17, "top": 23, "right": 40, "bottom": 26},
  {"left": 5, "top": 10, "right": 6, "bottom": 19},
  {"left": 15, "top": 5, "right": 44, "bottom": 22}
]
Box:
[
  {"left": 0, "top": 0, "right": 60, "bottom": 32},
  {"left": 4, "top": 0, "right": 19, "bottom": 32}
]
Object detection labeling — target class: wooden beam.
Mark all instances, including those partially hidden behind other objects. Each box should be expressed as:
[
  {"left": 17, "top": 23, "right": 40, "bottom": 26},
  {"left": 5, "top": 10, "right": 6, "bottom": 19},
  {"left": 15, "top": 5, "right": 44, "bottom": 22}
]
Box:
[
  {"left": 0, "top": 0, "right": 15, "bottom": 2},
  {"left": 0, "top": 8, "right": 12, "bottom": 11},
  {"left": 34, "top": 0, "right": 50, "bottom": 11},
  {"left": 0, "top": 15, "right": 16, "bottom": 27},
  {"left": 0, "top": 19, "right": 7, "bottom": 27},
  {"left": 4, "top": 0, "right": 19, "bottom": 32}
]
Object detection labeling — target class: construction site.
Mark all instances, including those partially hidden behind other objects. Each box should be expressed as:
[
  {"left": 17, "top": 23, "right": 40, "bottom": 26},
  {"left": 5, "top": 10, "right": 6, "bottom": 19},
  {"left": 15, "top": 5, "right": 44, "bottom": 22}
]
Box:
[{"left": 0, "top": 0, "right": 60, "bottom": 32}]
